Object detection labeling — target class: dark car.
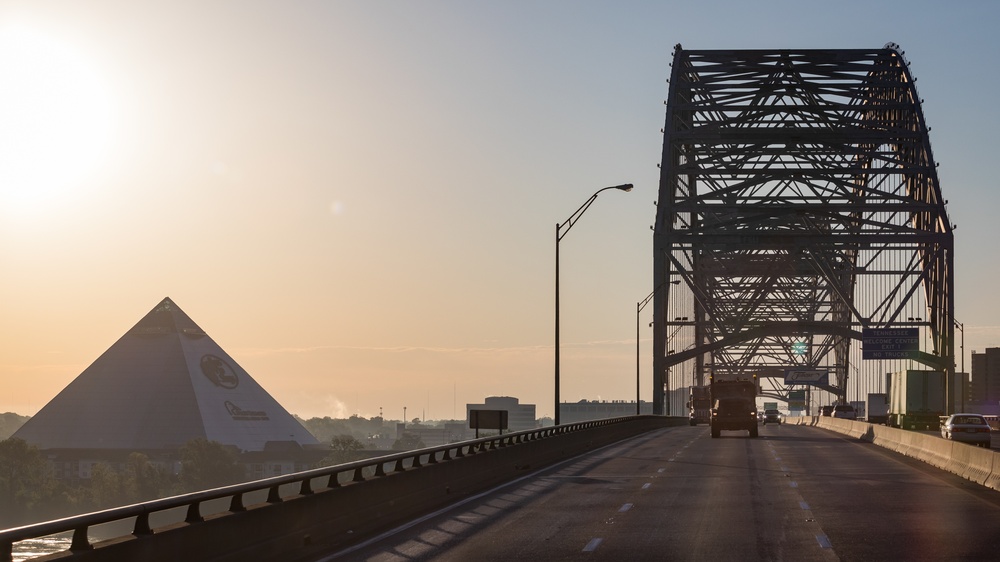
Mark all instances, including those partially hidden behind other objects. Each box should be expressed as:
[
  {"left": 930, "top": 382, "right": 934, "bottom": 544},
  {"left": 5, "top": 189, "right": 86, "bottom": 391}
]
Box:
[
  {"left": 762, "top": 409, "right": 782, "bottom": 425},
  {"left": 820, "top": 405, "right": 834, "bottom": 417},
  {"left": 940, "top": 414, "right": 992, "bottom": 447}
]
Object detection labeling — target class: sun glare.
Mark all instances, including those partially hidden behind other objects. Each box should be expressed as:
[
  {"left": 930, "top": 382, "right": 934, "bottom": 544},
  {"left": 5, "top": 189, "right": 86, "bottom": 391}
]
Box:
[{"left": 0, "top": 25, "right": 115, "bottom": 213}]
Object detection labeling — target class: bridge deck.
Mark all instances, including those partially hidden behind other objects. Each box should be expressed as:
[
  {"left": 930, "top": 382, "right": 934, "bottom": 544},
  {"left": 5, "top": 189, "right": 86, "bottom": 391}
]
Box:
[{"left": 322, "top": 424, "right": 1000, "bottom": 561}]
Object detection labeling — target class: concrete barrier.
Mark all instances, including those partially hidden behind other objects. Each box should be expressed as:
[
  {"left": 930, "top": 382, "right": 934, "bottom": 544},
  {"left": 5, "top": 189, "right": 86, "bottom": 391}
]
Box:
[
  {"left": 957, "top": 444, "right": 993, "bottom": 486},
  {"left": 799, "top": 416, "right": 1000, "bottom": 493},
  {"left": 910, "top": 432, "right": 951, "bottom": 471},
  {"left": 986, "top": 454, "right": 1000, "bottom": 491}
]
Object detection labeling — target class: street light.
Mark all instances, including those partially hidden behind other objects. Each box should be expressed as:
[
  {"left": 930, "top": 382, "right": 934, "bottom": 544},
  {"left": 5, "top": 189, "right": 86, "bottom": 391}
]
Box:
[
  {"left": 637, "top": 280, "right": 679, "bottom": 415},
  {"left": 555, "top": 183, "right": 633, "bottom": 425},
  {"left": 955, "top": 318, "right": 965, "bottom": 412}
]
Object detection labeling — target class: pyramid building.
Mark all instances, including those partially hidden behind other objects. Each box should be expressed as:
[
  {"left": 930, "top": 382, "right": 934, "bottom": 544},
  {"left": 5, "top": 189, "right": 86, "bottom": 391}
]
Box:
[{"left": 13, "top": 297, "right": 320, "bottom": 452}]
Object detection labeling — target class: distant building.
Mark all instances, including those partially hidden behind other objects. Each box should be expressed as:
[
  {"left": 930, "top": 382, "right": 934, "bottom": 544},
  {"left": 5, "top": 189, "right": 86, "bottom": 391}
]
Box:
[
  {"left": 466, "top": 396, "right": 536, "bottom": 432},
  {"left": 559, "top": 400, "right": 654, "bottom": 424},
  {"left": 971, "top": 348, "right": 1000, "bottom": 404},
  {"left": 396, "top": 422, "right": 469, "bottom": 447}
]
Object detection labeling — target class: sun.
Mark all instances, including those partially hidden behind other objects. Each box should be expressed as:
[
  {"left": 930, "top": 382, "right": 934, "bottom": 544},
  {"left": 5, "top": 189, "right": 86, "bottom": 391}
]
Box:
[{"left": 0, "top": 25, "right": 115, "bottom": 213}]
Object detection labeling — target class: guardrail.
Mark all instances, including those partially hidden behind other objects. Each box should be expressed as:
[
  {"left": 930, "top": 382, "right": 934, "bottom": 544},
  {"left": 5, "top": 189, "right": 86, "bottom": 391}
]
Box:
[
  {"left": 790, "top": 416, "right": 1000, "bottom": 492},
  {"left": 2, "top": 415, "right": 677, "bottom": 561}
]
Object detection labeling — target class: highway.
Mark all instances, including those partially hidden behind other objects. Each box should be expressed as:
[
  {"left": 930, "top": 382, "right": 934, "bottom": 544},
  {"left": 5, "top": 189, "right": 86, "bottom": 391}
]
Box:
[{"left": 321, "top": 423, "right": 1000, "bottom": 561}]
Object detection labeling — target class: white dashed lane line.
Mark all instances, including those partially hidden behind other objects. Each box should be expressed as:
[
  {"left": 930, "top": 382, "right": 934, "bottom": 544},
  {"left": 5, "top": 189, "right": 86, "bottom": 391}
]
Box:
[{"left": 583, "top": 538, "right": 603, "bottom": 552}]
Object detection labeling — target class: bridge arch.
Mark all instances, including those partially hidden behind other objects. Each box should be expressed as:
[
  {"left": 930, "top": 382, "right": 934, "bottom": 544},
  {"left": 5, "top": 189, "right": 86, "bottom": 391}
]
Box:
[{"left": 652, "top": 45, "right": 954, "bottom": 414}]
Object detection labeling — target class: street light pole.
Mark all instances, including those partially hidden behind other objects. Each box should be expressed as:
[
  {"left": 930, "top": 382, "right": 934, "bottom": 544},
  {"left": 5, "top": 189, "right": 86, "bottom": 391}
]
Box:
[
  {"left": 637, "top": 281, "right": 679, "bottom": 415},
  {"left": 955, "top": 319, "right": 965, "bottom": 412},
  {"left": 555, "top": 183, "right": 633, "bottom": 425}
]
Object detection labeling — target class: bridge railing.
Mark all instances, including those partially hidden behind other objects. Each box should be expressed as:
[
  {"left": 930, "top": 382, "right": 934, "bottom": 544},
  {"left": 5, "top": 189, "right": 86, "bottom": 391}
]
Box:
[{"left": 1, "top": 415, "right": 674, "bottom": 561}]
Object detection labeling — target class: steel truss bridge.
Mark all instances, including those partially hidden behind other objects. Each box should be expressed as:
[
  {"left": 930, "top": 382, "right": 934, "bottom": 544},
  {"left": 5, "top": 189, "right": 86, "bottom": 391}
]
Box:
[{"left": 652, "top": 45, "right": 955, "bottom": 413}]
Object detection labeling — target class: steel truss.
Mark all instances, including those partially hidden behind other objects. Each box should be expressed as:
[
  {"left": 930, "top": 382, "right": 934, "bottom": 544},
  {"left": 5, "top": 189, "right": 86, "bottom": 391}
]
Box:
[{"left": 652, "top": 45, "right": 954, "bottom": 414}]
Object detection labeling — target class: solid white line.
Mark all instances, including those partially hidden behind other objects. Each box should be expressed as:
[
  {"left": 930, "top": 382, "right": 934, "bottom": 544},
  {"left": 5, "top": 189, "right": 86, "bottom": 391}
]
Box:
[{"left": 583, "top": 538, "right": 603, "bottom": 552}]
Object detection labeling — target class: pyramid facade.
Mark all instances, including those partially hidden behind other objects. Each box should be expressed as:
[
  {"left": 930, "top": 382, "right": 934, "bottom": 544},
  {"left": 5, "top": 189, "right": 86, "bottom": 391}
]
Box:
[{"left": 13, "top": 298, "right": 320, "bottom": 452}]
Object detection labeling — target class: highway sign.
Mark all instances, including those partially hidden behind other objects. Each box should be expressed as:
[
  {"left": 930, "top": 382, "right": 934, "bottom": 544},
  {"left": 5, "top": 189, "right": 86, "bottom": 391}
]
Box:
[
  {"left": 783, "top": 369, "right": 829, "bottom": 385},
  {"left": 788, "top": 390, "right": 806, "bottom": 411},
  {"left": 862, "top": 328, "right": 919, "bottom": 360}
]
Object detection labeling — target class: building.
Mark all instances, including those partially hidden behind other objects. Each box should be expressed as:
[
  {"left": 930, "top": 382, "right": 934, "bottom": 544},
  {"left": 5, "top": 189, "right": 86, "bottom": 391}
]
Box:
[
  {"left": 559, "top": 400, "right": 654, "bottom": 424},
  {"left": 465, "top": 396, "right": 536, "bottom": 432},
  {"left": 12, "top": 297, "right": 325, "bottom": 479},
  {"left": 395, "top": 422, "right": 469, "bottom": 448},
  {"left": 971, "top": 348, "right": 1000, "bottom": 404}
]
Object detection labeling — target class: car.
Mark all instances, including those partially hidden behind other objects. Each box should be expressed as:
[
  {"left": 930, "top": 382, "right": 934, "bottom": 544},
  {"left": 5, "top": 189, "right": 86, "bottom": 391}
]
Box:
[
  {"left": 940, "top": 414, "right": 992, "bottom": 448},
  {"left": 762, "top": 409, "right": 782, "bottom": 425},
  {"left": 820, "top": 405, "right": 834, "bottom": 417},
  {"left": 832, "top": 404, "right": 857, "bottom": 420}
]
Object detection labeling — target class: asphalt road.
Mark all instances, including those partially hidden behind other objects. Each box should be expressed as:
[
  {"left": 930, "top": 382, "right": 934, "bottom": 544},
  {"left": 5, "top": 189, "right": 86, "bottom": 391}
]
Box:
[{"left": 320, "top": 423, "right": 1000, "bottom": 561}]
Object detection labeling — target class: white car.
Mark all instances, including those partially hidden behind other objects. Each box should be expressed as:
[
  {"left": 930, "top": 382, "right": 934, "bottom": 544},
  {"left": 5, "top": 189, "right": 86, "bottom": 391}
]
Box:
[
  {"left": 941, "top": 414, "right": 992, "bottom": 448},
  {"left": 832, "top": 404, "right": 857, "bottom": 420}
]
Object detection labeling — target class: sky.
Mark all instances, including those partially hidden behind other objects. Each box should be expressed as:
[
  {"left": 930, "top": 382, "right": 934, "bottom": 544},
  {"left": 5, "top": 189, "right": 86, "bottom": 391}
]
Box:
[{"left": 2, "top": 1, "right": 1000, "bottom": 421}]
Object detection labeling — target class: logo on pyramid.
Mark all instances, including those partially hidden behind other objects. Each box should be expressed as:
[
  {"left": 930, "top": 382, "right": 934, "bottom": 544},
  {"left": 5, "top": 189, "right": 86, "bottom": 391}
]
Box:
[{"left": 201, "top": 354, "right": 239, "bottom": 389}]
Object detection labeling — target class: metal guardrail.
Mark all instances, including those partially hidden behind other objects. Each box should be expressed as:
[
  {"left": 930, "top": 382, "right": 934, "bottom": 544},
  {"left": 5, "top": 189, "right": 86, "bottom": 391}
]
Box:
[{"left": 0, "top": 416, "right": 651, "bottom": 561}]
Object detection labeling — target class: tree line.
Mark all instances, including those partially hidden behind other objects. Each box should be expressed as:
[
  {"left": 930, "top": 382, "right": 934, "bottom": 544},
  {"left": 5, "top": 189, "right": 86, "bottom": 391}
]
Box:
[
  {"left": 0, "top": 413, "right": 436, "bottom": 529},
  {"left": 0, "top": 437, "right": 247, "bottom": 528}
]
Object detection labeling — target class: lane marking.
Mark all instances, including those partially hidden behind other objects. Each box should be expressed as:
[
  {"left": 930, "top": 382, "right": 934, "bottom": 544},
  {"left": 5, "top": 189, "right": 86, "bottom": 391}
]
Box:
[
  {"left": 799, "top": 501, "right": 810, "bottom": 510},
  {"left": 816, "top": 534, "right": 832, "bottom": 548},
  {"left": 657, "top": 468, "right": 666, "bottom": 473},
  {"left": 789, "top": 481, "right": 798, "bottom": 488},
  {"left": 583, "top": 538, "right": 603, "bottom": 552},
  {"left": 642, "top": 483, "right": 651, "bottom": 490},
  {"left": 619, "top": 503, "right": 633, "bottom": 512}
]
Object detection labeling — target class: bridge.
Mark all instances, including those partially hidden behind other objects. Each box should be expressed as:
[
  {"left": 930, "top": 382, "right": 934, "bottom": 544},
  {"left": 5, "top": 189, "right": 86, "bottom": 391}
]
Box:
[
  {"left": 4, "top": 45, "right": 973, "bottom": 560},
  {"left": 5, "top": 417, "right": 1000, "bottom": 560},
  {"left": 652, "top": 44, "right": 954, "bottom": 410}
]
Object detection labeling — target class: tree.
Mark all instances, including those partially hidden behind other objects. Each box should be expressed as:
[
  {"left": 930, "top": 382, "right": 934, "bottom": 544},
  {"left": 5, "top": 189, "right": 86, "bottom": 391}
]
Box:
[
  {"left": 391, "top": 433, "right": 426, "bottom": 451},
  {"left": 89, "top": 462, "right": 124, "bottom": 509},
  {"left": 179, "top": 438, "right": 244, "bottom": 491},
  {"left": 0, "top": 438, "right": 46, "bottom": 524},
  {"left": 317, "top": 435, "right": 365, "bottom": 467},
  {"left": 123, "top": 452, "right": 166, "bottom": 503}
]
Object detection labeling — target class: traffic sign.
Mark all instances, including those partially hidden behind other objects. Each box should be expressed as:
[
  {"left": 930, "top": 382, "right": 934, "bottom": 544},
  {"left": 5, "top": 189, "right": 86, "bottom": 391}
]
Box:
[
  {"left": 862, "top": 328, "right": 919, "bottom": 360},
  {"left": 783, "top": 369, "right": 829, "bottom": 385}
]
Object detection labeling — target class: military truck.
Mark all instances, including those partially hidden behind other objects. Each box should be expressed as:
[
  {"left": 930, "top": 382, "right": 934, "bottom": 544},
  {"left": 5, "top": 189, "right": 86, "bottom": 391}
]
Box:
[{"left": 710, "top": 375, "right": 758, "bottom": 438}]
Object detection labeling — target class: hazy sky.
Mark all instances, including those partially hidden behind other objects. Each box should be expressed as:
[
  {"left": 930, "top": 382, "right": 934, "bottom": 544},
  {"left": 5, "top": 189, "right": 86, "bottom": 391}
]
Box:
[{"left": 2, "top": 1, "right": 999, "bottom": 421}]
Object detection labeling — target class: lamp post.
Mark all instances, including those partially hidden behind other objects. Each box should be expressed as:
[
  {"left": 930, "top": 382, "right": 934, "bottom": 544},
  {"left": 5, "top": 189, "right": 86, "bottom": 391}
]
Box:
[
  {"left": 955, "top": 319, "right": 965, "bottom": 412},
  {"left": 954, "top": 319, "right": 965, "bottom": 374},
  {"left": 664, "top": 320, "right": 686, "bottom": 416},
  {"left": 555, "top": 183, "right": 633, "bottom": 425},
  {"left": 637, "top": 281, "right": 679, "bottom": 415}
]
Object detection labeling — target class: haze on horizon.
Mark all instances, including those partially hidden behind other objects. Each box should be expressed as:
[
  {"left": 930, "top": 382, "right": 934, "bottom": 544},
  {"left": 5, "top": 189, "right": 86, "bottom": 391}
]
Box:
[{"left": 3, "top": 1, "right": 1000, "bottom": 421}]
